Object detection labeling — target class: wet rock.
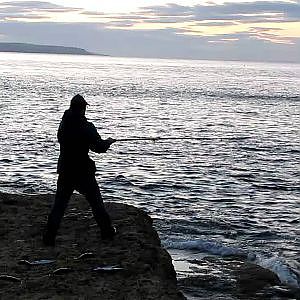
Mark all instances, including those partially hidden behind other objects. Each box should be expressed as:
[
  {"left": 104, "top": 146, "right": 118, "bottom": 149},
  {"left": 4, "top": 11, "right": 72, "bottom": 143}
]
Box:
[
  {"left": 233, "top": 261, "right": 280, "bottom": 293},
  {"left": 178, "top": 257, "right": 291, "bottom": 300}
]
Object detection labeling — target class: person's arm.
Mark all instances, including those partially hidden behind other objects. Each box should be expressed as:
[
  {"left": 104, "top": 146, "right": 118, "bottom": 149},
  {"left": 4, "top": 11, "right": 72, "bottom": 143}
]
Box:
[{"left": 87, "top": 122, "right": 116, "bottom": 153}]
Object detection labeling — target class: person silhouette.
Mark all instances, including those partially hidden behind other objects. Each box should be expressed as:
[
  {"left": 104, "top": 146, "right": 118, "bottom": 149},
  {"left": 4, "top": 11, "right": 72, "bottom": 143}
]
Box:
[{"left": 43, "top": 94, "right": 116, "bottom": 246}]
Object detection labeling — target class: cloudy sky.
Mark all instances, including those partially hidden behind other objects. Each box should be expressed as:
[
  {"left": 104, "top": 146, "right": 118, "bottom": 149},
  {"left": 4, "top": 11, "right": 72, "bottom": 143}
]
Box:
[{"left": 0, "top": 0, "right": 299, "bottom": 62}]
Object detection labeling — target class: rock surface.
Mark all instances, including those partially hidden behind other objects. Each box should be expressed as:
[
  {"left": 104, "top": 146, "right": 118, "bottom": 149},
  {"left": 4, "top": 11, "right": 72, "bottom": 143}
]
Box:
[
  {"left": 178, "top": 257, "right": 300, "bottom": 299},
  {"left": 0, "top": 192, "right": 185, "bottom": 299}
]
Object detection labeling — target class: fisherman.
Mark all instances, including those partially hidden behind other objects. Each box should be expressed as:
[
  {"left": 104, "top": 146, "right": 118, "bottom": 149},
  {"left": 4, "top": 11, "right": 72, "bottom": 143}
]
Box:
[{"left": 43, "top": 94, "right": 116, "bottom": 246}]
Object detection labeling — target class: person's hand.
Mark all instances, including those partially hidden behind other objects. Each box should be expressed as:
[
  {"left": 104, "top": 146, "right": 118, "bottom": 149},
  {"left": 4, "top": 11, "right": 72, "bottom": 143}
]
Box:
[{"left": 106, "top": 137, "right": 116, "bottom": 145}]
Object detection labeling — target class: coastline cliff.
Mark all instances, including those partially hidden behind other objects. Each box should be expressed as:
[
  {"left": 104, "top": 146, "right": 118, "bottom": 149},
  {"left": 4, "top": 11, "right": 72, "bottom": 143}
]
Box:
[{"left": 0, "top": 42, "right": 105, "bottom": 56}]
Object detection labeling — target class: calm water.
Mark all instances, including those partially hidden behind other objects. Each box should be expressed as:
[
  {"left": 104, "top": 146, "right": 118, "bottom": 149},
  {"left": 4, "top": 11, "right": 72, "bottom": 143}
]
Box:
[{"left": 1, "top": 53, "right": 300, "bottom": 298}]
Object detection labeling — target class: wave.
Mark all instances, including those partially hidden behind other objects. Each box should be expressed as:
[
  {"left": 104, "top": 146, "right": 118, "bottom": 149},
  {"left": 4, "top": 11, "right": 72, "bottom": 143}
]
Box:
[
  {"left": 252, "top": 183, "right": 300, "bottom": 192},
  {"left": 164, "top": 238, "right": 300, "bottom": 289},
  {"left": 103, "top": 86, "right": 300, "bottom": 103},
  {"left": 254, "top": 255, "right": 300, "bottom": 289},
  {"left": 111, "top": 175, "right": 135, "bottom": 186},
  {"left": 164, "top": 238, "right": 247, "bottom": 257}
]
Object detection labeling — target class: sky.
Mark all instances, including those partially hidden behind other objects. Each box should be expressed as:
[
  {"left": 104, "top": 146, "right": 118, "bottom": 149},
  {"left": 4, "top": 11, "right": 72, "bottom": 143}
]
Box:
[{"left": 0, "top": 0, "right": 299, "bottom": 62}]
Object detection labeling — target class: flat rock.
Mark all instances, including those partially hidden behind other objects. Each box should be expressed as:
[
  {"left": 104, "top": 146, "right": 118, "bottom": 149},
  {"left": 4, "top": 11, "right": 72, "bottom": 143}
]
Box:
[{"left": 0, "top": 192, "right": 185, "bottom": 299}]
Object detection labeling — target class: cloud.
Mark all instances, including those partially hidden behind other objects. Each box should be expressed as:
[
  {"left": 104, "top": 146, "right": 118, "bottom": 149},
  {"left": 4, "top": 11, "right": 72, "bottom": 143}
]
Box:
[
  {"left": 106, "top": 1, "right": 300, "bottom": 45},
  {"left": 141, "top": 3, "right": 192, "bottom": 16},
  {"left": 143, "top": 16, "right": 192, "bottom": 24},
  {"left": 0, "top": 0, "right": 82, "bottom": 21},
  {"left": 0, "top": 1, "right": 299, "bottom": 62},
  {"left": 2, "top": 14, "right": 50, "bottom": 20},
  {"left": 141, "top": 1, "right": 300, "bottom": 23},
  {"left": 1, "top": 1, "right": 61, "bottom": 9},
  {"left": 248, "top": 26, "right": 294, "bottom": 43},
  {"left": 105, "top": 20, "right": 138, "bottom": 28},
  {"left": 0, "top": 0, "right": 79, "bottom": 11},
  {"left": 196, "top": 21, "right": 238, "bottom": 26},
  {"left": 1, "top": 1, "right": 299, "bottom": 26},
  {"left": 0, "top": 20, "right": 299, "bottom": 63},
  {"left": 80, "top": 11, "right": 105, "bottom": 16}
]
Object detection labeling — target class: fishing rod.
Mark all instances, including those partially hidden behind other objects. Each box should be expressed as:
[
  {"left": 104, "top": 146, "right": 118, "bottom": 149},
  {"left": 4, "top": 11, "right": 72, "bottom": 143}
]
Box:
[{"left": 116, "top": 136, "right": 249, "bottom": 142}]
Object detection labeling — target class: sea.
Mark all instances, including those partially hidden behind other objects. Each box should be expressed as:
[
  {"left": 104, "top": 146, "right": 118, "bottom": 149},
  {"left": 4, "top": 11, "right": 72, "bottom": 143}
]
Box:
[{"left": 0, "top": 53, "right": 299, "bottom": 299}]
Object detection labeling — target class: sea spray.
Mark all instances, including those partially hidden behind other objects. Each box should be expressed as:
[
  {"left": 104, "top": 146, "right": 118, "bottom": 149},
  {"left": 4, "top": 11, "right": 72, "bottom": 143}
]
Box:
[
  {"left": 165, "top": 238, "right": 300, "bottom": 289},
  {"left": 254, "top": 255, "right": 300, "bottom": 289},
  {"left": 164, "top": 238, "right": 247, "bottom": 257}
]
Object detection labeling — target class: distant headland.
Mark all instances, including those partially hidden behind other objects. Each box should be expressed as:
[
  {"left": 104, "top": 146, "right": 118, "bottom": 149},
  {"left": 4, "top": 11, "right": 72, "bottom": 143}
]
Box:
[{"left": 0, "top": 42, "right": 107, "bottom": 56}]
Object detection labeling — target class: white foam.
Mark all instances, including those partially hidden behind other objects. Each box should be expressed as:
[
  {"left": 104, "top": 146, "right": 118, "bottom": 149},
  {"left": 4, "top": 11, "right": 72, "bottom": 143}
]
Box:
[
  {"left": 164, "top": 238, "right": 300, "bottom": 289},
  {"left": 164, "top": 238, "right": 247, "bottom": 257},
  {"left": 254, "top": 255, "right": 300, "bottom": 289}
]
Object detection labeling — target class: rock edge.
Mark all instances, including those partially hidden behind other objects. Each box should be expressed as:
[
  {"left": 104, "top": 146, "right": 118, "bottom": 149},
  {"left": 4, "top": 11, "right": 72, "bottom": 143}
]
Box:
[{"left": 0, "top": 192, "right": 185, "bottom": 299}]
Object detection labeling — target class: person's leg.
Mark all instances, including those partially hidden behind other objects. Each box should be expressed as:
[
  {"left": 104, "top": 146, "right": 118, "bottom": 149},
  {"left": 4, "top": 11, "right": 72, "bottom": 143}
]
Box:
[
  {"left": 43, "top": 174, "right": 74, "bottom": 245},
  {"left": 77, "top": 174, "right": 115, "bottom": 239}
]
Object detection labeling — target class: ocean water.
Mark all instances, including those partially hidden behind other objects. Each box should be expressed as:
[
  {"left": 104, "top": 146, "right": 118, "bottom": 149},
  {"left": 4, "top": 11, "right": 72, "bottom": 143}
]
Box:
[{"left": 0, "top": 53, "right": 300, "bottom": 298}]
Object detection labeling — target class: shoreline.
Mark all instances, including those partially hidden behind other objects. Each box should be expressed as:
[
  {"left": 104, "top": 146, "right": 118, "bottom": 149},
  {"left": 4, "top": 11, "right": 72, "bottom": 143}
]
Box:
[{"left": 0, "top": 192, "right": 185, "bottom": 299}]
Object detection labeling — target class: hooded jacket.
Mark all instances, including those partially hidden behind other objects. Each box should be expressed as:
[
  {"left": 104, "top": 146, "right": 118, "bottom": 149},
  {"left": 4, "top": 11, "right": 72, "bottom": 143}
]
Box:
[{"left": 57, "top": 109, "right": 110, "bottom": 174}]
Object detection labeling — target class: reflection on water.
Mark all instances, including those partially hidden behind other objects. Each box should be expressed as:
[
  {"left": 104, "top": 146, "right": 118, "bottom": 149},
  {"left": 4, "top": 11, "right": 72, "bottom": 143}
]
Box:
[{"left": 0, "top": 53, "right": 300, "bottom": 296}]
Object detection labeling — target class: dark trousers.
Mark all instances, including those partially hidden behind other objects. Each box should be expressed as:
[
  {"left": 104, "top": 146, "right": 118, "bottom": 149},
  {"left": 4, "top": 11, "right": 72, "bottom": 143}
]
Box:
[{"left": 45, "top": 172, "right": 112, "bottom": 238}]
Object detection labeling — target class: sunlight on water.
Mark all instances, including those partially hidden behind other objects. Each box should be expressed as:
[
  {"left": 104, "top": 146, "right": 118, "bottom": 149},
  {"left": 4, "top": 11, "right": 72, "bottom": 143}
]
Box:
[{"left": 1, "top": 53, "right": 300, "bottom": 297}]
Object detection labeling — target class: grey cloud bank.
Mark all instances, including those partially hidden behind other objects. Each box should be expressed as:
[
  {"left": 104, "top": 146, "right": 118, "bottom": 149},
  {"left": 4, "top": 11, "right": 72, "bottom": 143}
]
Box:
[
  {"left": 0, "top": 0, "right": 299, "bottom": 63},
  {"left": 141, "top": 1, "right": 300, "bottom": 23},
  {"left": 1, "top": 21, "right": 299, "bottom": 63}
]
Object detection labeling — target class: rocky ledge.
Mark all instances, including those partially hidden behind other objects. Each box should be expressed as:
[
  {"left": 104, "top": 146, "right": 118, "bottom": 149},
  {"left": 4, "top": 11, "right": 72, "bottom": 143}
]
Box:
[{"left": 0, "top": 192, "right": 185, "bottom": 299}]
